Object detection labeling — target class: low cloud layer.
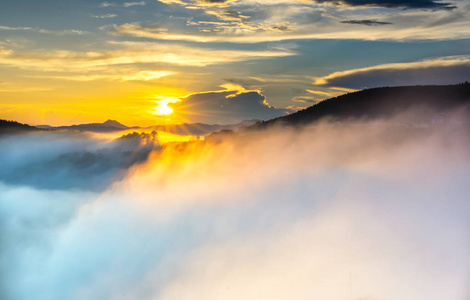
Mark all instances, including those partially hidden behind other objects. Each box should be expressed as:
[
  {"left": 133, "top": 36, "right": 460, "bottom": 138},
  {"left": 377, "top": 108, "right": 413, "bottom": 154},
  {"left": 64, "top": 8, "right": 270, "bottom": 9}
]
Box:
[
  {"left": 1, "top": 115, "right": 470, "bottom": 300},
  {"left": 0, "top": 131, "right": 159, "bottom": 190},
  {"left": 315, "top": 56, "right": 470, "bottom": 89}
]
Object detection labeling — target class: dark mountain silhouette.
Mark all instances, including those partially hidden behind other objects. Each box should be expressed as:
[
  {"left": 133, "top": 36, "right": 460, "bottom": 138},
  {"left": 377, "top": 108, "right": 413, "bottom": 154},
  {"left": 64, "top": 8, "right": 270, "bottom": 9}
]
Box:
[
  {"left": 37, "top": 119, "right": 138, "bottom": 133},
  {"left": 102, "top": 119, "right": 129, "bottom": 129},
  {"left": 0, "top": 119, "right": 43, "bottom": 134},
  {"left": 38, "top": 119, "right": 260, "bottom": 135},
  {"left": 256, "top": 83, "right": 470, "bottom": 128}
]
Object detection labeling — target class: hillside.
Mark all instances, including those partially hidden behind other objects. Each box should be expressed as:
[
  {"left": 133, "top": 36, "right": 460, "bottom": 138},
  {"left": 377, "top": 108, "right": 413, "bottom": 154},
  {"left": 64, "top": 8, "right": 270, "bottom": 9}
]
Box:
[
  {"left": 0, "top": 119, "right": 42, "bottom": 134},
  {"left": 259, "top": 83, "right": 470, "bottom": 127}
]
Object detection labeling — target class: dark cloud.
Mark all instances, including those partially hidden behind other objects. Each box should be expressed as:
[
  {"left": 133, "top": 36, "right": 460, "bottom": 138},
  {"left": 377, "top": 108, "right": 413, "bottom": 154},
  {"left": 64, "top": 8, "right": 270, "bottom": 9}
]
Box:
[
  {"left": 315, "top": 0, "right": 456, "bottom": 10},
  {"left": 271, "top": 24, "right": 292, "bottom": 32},
  {"left": 315, "top": 59, "right": 470, "bottom": 89},
  {"left": 340, "top": 19, "right": 393, "bottom": 26},
  {"left": 170, "top": 90, "right": 292, "bottom": 124}
]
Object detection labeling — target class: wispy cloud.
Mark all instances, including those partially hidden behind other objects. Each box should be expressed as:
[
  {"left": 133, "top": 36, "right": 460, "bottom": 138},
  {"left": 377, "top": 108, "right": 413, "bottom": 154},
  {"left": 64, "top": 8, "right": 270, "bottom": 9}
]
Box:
[
  {"left": 41, "top": 70, "right": 175, "bottom": 82},
  {"left": 106, "top": 3, "right": 470, "bottom": 43},
  {"left": 92, "top": 14, "right": 118, "bottom": 19},
  {"left": 314, "top": 56, "right": 470, "bottom": 89},
  {"left": 158, "top": 0, "right": 233, "bottom": 8},
  {"left": 340, "top": 19, "right": 393, "bottom": 26},
  {"left": 315, "top": 0, "right": 456, "bottom": 10},
  {"left": 205, "top": 10, "right": 251, "bottom": 21},
  {"left": 0, "top": 41, "right": 295, "bottom": 74},
  {"left": 101, "top": 1, "right": 146, "bottom": 7},
  {"left": 306, "top": 89, "right": 339, "bottom": 97},
  {"left": 0, "top": 25, "right": 85, "bottom": 35}
]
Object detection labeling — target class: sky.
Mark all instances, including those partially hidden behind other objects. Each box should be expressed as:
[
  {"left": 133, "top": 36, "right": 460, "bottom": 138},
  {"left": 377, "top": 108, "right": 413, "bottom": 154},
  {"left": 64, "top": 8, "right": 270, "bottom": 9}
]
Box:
[{"left": 1, "top": 0, "right": 470, "bottom": 126}]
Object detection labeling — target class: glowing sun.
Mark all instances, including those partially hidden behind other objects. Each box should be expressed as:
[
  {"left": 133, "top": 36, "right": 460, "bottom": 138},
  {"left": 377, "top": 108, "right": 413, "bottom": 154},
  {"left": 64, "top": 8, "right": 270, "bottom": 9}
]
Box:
[{"left": 153, "top": 101, "right": 174, "bottom": 115}]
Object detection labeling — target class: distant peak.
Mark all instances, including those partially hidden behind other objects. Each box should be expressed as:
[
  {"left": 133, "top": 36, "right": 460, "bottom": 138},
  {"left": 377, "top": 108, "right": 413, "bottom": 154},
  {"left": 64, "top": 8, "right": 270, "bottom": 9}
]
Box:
[{"left": 102, "top": 119, "right": 128, "bottom": 128}]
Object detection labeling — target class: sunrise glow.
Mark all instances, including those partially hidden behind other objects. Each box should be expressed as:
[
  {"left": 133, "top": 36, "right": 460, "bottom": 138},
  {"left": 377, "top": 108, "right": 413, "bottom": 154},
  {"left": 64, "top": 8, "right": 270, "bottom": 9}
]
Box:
[
  {"left": 1, "top": 2, "right": 470, "bottom": 300},
  {"left": 153, "top": 101, "right": 174, "bottom": 115}
]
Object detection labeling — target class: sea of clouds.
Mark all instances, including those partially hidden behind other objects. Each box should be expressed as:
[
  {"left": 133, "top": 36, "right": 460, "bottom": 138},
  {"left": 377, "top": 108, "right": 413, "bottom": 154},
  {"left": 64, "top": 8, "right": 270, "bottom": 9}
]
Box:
[{"left": 1, "top": 119, "right": 469, "bottom": 300}]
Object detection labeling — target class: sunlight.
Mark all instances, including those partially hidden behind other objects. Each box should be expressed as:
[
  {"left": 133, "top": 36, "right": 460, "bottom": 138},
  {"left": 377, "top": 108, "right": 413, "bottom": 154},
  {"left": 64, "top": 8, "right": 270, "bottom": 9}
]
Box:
[
  {"left": 154, "top": 102, "right": 173, "bottom": 115},
  {"left": 153, "top": 97, "right": 178, "bottom": 116}
]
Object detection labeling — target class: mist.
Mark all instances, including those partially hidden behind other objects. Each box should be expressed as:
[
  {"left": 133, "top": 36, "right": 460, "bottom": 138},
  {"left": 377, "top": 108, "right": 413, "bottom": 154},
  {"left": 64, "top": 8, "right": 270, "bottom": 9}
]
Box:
[{"left": 1, "top": 118, "right": 469, "bottom": 300}]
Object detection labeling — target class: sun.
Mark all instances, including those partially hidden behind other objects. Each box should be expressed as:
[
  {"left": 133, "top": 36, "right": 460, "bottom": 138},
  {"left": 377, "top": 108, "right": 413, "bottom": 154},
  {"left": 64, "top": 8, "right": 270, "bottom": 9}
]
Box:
[
  {"left": 154, "top": 102, "right": 174, "bottom": 115},
  {"left": 152, "top": 96, "right": 178, "bottom": 116}
]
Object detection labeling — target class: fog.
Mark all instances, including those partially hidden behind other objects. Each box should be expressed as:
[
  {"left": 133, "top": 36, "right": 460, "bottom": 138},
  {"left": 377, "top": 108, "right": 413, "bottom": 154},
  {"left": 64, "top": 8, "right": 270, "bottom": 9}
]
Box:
[
  {"left": 1, "top": 119, "right": 469, "bottom": 300},
  {"left": 0, "top": 131, "right": 159, "bottom": 190}
]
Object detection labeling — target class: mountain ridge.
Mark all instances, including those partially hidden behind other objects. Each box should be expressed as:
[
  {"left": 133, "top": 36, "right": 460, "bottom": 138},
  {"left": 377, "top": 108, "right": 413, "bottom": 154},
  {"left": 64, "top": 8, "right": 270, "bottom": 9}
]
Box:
[
  {"left": 36, "top": 119, "right": 135, "bottom": 133},
  {"left": 0, "top": 119, "right": 43, "bottom": 134},
  {"left": 35, "top": 119, "right": 260, "bottom": 135},
  {"left": 255, "top": 83, "right": 470, "bottom": 128}
]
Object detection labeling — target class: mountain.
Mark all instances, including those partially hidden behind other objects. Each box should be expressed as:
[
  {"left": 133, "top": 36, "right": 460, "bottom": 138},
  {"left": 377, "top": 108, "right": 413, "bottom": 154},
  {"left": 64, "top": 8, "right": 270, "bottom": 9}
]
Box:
[
  {"left": 37, "top": 119, "right": 138, "bottom": 133},
  {"left": 145, "top": 119, "right": 260, "bottom": 136},
  {"left": 256, "top": 83, "right": 470, "bottom": 128},
  {"left": 0, "top": 119, "right": 43, "bottom": 134},
  {"left": 37, "top": 119, "right": 260, "bottom": 135},
  {"left": 102, "top": 119, "right": 129, "bottom": 129}
]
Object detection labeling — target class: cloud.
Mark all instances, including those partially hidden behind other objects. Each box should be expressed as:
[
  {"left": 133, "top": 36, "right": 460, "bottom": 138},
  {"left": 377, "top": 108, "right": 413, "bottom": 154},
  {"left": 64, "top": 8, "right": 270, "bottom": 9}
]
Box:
[
  {"left": 100, "top": 1, "right": 146, "bottom": 7},
  {"left": 102, "top": 6, "right": 470, "bottom": 42},
  {"left": 153, "top": 0, "right": 462, "bottom": 43},
  {"left": 92, "top": 14, "right": 118, "bottom": 18},
  {"left": 205, "top": 10, "right": 251, "bottom": 21},
  {"left": 169, "top": 88, "right": 293, "bottom": 123},
  {"left": 0, "top": 131, "right": 159, "bottom": 191},
  {"left": 109, "top": 20, "right": 299, "bottom": 42},
  {"left": 1, "top": 120, "right": 470, "bottom": 300},
  {"left": 0, "top": 41, "right": 294, "bottom": 73},
  {"left": 123, "top": 1, "right": 146, "bottom": 7},
  {"left": 157, "top": 0, "right": 188, "bottom": 5},
  {"left": 109, "top": 22, "right": 167, "bottom": 36},
  {"left": 315, "top": 0, "right": 456, "bottom": 10},
  {"left": 0, "top": 25, "right": 85, "bottom": 35},
  {"left": 158, "top": 0, "right": 233, "bottom": 7},
  {"left": 314, "top": 56, "right": 470, "bottom": 89},
  {"left": 340, "top": 19, "right": 393, "bottom": 26},
  {"left": 306, "top": 89, "right": 338, "bottom": 97},
  {"left": 41, "top": 70, "right": 175, "bottom": 82},
  {"left": 200, "top": 0, "right": 230, "bottom": 4}
]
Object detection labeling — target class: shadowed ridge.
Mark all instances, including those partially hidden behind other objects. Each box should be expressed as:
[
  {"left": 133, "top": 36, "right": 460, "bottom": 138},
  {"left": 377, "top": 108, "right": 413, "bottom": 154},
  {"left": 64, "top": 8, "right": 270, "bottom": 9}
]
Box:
[
  {"left": 255, "top": 83, "right": 470, "bottom": 128},
  {"left": 37, "top": 120, "right": 138, "bottom": 133},
  {"left": 0, "top": 119, "right": 43, "bottom": 134}
]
